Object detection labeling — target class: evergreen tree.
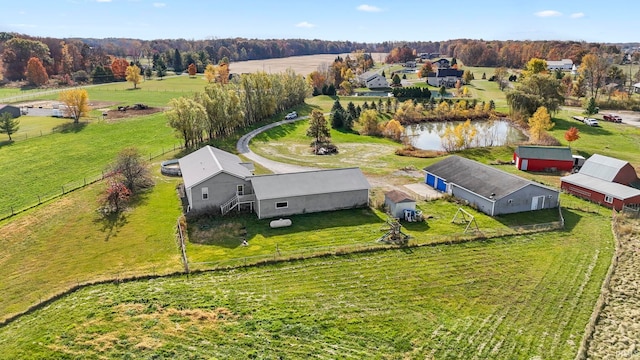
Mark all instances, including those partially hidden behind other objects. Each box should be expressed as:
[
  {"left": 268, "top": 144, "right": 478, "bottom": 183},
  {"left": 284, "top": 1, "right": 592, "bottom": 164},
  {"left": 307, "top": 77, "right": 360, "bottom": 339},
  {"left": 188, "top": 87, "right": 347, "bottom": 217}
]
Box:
[
  {"left": 392, "top": 74, "right": 401, "bottom": 86},
  {"left": 347, "top": 101, "right": 357, "bottom": 119},
  {"left": 331, "top": 109, "right": 344, "bottom": 129},
  {"left": 144, "top": 66, "right": 152, "bottom": 80},
  {"left": 585, "top": 97, "right": 598, "bottom": 115},
  {"left": 173, "top": 48, "right": 183, "bottom": 73},
  {"left": 156, "top": 58, "right": 167, "bottom": 79},
  {"left": 91, "top": 65, "right": 114, "bottom": 84},
  {"left": 0, "top": 113, "right": 19, "bottom": 141},
  {"left": 356, "top": 105, "right": 362, "bottom": 118},
  {"left": 343, "top": 113, "right": 354, "bottom": 131}
]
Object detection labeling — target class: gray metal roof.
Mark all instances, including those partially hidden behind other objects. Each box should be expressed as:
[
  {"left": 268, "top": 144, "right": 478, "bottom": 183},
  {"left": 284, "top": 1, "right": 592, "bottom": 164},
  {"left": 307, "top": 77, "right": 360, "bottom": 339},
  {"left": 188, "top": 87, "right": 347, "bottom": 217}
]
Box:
[
  {"left": 515, "top": 146, "right": 573, "bottom": 161},
  {"left": 562, "top": 173, "right": 640, "bottom": 199},
  {"left": 579, "top": 154, "right": 630, "bottom": 182},
  {"left": 424, "top": 156, "right": 556, "bottom": 200},
  {"left": 251, "top": 168, "right": 370, "bottom": 200},
  {"left": 178, "top": 146, "right": 253, "bottom": 189}
]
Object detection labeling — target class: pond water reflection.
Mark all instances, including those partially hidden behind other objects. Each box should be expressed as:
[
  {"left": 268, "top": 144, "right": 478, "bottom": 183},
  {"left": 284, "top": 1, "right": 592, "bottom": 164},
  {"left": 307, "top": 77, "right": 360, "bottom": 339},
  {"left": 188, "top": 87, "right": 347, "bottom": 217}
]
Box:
[{"left": 405, "top": 119, "right": 525, "bottom": 150}]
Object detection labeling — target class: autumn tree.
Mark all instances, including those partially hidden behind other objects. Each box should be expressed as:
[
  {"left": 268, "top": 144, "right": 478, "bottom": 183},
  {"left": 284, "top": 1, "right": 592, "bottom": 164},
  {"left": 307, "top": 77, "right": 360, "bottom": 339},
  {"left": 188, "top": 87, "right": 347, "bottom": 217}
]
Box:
[
  {"left": 188, "top": 63, "right": 197, "bottom": 77},
  {"left": 419, "top": 62, "right": 433, "bottom": 78},
  {"left": 1, "top": 37, "right": 50, "bottom": 81},
  {"left": 382, "top": 119, "right": 405, "bottom": 142},
  {"left": 166, "top": 97, "right": 207, "bottom": 148},
  {"left": 125, "top": 64, "right": 142, "bottom": 89},
  {"left": 25, "top": 57, "right": 49, "bottom": 86},
  {"left": 0, "top": 113, "right": 20, "bottom": 141},
  {"left": 493, "top": 67, "right": 508, "bottom": 90},
  {"left": 523, "top": 58, "right": 548, "bottom": 77},
  {"left": 580, "top": 53, "right": 608, "bottom": 99},
  {"left": 59, "top": 88, "right": 89, "bottom": 123},
  {"left": 357, "top": 109, "right": 381, "bottom": 136},
  {"left": 507, "top": 74, "right": 563, "bottom": 117},
  {"left": 99, "top": 174, "right": 131, "bottom": 214},
  {"left": 441, "top": 120, "right": 477, "bottom": 152},
  {"left": 306, "top": 109, "right": 331, "bottom": 145},
  {"left": 462, "top": 70, "right": 474, "bottom": 84},
  {"left": 204, "top": 64, "right": 216, "bottom": 83},
  {"left": 108, "top": 147, "right": 154, "bottom": 194},
  {"left": 564, "top": 127, "right": 580, "bottom": 146},
  {"left": 111, "top": 57, "right": 129, "bottom": 80},
  {"left": 528, "top": 106, "right": 554, "bottom": 143}
]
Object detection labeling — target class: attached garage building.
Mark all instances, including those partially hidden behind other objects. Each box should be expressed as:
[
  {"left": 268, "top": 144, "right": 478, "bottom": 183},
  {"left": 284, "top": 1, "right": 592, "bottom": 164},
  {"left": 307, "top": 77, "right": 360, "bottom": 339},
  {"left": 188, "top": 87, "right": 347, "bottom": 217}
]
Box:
[
  {"left": 424, "top": 156, "right": 560, "bottom": 216},
  {"left": 250, "top": 168, "right": 370, "bottom": 219},
  {"left": 513, "top": 145, "right": 574, "bottom": 172}
]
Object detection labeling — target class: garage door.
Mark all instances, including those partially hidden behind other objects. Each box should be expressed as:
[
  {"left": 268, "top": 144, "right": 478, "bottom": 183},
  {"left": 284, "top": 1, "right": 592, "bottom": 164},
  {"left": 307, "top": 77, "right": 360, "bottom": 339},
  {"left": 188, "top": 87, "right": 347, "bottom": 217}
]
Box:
[
  {"left": 436, "top": 178, "right": 447, "bottom": 192},
  {"left": 426, "top": 173, "right": 435, "bottom": 187}
]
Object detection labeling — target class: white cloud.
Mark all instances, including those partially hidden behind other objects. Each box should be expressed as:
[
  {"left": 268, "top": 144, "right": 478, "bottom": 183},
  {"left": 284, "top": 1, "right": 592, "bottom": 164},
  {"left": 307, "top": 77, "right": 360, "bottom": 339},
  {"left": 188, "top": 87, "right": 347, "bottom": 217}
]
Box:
[
  {"left": 535, "top": 10, "right": 562, "bottom": 17},
  {"left": 153, "top": 2, "right": 166, "bottom": 7},
  {"left": 295, "top": 21, "right": 316, "bottom": 28},
  {"left": 357, "top": 4, "right": 382, "bottom": 12},
  {"left": 570, "top": 12, "right": 585, "bottom": 19}
]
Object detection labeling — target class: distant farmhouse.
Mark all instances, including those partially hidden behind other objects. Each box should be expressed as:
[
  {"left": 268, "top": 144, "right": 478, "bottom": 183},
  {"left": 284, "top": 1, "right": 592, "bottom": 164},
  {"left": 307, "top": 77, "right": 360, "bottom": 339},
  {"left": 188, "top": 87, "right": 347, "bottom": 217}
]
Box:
[
  {"left": 513, "top": 145, "right": 575, "bottom": 172},
  {"left": 178, "top": 146, "right": 371, "bottom": 219},
  {"left": 426, "top": 68, "right": 464, "bottom": 87},
  {"left": 358, "top": 70, "right": 390, "bottom": 90},
  {"left": 547, "top": 59, "right": 573, "bottom": 71},
  {"left": 424, "top": 156, "right": 560, "bottom": 216},
  {"left": 0, "top": 104, "right": 21, "bottom": 118},
  {"left": 561, "top": 154, "right": 640, "bottom": 210},
  {"left": 433, "top": 58, "right": 451, "bottom": 69}
]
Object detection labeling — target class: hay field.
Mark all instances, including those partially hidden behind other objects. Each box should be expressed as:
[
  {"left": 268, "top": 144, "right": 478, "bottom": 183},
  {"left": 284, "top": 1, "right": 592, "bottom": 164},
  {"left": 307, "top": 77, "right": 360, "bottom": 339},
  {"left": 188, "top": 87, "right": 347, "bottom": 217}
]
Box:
[{"left": 229, "top": 53, "right": 387, "bottom": 75}]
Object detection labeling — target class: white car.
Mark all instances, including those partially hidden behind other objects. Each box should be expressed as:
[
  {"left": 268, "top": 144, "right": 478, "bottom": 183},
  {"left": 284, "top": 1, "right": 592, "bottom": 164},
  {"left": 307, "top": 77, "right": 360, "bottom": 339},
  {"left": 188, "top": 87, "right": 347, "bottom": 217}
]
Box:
[
  {"left": 584, "top": 118, "right": 599, "bottom": 127},
  {"left": 284, "top": 111, "right": 297, "bottom": 120}
]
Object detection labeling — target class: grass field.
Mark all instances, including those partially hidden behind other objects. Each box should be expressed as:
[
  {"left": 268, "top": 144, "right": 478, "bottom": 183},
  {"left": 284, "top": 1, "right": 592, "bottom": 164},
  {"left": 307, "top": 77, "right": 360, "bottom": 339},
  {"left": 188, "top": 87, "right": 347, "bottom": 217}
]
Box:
[
  {"left": 0, "top": 206, "right": 613, "bottom": 359},
  {"left": 0, "top": 172, "right": 184, "bottom": 320}
]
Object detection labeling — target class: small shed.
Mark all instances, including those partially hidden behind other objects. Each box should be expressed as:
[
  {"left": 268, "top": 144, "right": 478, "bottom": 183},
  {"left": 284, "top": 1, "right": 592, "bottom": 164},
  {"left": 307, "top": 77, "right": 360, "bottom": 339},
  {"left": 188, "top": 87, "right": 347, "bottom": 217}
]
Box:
[
  {"left": 0, "top": 104, "right": 21, "bottom": 119},
  {"left": 384, "top": 190, "right": 416, "bottom": 218}
]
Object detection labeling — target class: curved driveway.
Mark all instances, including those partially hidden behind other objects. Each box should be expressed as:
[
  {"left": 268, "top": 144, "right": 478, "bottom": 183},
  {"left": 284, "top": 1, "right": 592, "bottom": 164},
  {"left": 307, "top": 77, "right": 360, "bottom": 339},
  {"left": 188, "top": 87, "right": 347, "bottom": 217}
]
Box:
[{"left": 236, "top": 116, "right": 318, "bottom": 174}]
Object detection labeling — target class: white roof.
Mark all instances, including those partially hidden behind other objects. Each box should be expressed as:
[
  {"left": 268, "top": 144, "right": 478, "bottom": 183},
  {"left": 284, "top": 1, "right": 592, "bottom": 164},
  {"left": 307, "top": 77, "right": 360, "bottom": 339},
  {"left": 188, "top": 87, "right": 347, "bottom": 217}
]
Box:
[
  {"left": 178, "top": 146, "right": 252, "bottom": 189},
  {"left": 579, "top": 154, "right": 630, "bottom": 182},
  {"left": 251, "top": 168, "right": 370, "bottom": 200},
  {"left": 562, "top": 173, "right": 640, "bottom": 200}
]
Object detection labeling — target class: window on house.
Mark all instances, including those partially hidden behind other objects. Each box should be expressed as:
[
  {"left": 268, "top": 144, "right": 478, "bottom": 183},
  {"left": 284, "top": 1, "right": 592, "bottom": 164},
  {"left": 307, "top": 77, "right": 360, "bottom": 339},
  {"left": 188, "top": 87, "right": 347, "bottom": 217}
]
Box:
[
  {"left": 604, "top": 195, "right": 613, "bottom": 204},
  {"left": 202, "top": 187, "right": 209, "bottom": 200},
  {"left": 507, "top": 199, "right": 513, "bottom": 204},
  {"left": 275, "top": 201, "right": 288, "bottom": 209},
  {"left": 237, "top": 185, "right": 244, "bottom": 195}
]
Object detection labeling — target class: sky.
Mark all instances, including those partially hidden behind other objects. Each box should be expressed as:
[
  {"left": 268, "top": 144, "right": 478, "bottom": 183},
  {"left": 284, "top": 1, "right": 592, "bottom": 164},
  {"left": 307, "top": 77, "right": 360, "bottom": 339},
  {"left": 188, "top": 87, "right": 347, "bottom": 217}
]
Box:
[{"left": 2, "top": 0, "right": 638, "bottom": 44}]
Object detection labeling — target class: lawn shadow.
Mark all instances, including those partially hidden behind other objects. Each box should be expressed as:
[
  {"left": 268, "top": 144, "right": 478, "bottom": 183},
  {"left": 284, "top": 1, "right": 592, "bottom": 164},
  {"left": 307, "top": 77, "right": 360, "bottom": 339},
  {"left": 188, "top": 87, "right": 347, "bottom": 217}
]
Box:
[
  {"left": 53, "top": 121, "right": 88, "bottom": 133},
  {"left": 0, "top": 139, "right": 15, "bottom": 148},
  {"left": 94, "top": 211, "right": 129, "bottom": 242}
]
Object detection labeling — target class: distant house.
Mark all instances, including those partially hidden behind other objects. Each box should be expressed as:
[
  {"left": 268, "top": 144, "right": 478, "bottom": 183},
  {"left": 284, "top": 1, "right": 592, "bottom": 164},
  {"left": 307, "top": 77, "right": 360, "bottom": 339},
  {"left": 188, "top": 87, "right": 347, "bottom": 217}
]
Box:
[
  {"left": 404, "top": 61, "right": 417, "bottom": 68},
  {"left": 424, "top": 156, "right": 560, "bottom": 216},
  {"left": 384, "top": 190, "right": 416, "bottom": 218},
  {"left": 179, "top": 146, "right": 371, "bottom": 218},
  {"left": 426, "top": 68, "right": 464, "bottom": 87},
  {"left": 513, "top": 146, "right": 574, "bottom": 172},
  {"left": 561, "top": 154, "right": 640, "bottom": 210},
  {"left": 358, "top": 70, "right": 390, "bottom": 90},
  {"left": 633, "top": 82, "right": 640, "bottom": 94},
  {"left": 547, "top": 59, "right": 573, "bottom": 71},
  {"left": 433, "top": 59, "right": 451, "bottom": 69},
  {"left": 0, "top": 104, "right": 21, "bottom": 119}
]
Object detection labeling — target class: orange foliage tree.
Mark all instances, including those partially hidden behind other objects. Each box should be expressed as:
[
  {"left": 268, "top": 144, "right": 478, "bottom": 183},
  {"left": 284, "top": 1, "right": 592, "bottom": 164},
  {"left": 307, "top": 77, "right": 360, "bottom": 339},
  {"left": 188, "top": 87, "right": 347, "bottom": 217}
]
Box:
[
  {"left": 25, "top": 57, "right": 48, "bottom": 86},
  {"left": 111, "top": 58, "right": 129, "bottom": 80},
  {"left": 188, "top": 63, "right": 197, "bottom": 77},
  {"left": 564, "top": 127, "right": 580, "bottom": 146}
]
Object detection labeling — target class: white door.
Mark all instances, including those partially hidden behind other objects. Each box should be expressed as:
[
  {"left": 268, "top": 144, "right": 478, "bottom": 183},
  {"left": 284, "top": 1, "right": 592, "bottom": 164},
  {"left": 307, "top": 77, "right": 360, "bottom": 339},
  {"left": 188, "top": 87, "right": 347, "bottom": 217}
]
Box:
[
  {"left": 236, "top": 185, "right": 244, "bottom": 196},
  {"left": 521, "top": 159, "right": 528, "bottom": 171},
  {"left": 531, "top": 195, "right": 545, "bottom": 210}
]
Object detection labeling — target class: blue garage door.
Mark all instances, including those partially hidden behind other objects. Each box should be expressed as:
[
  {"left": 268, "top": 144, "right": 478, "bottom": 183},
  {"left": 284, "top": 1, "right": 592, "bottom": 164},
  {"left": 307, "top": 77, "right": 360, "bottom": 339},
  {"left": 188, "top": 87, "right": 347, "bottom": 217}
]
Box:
[
  {"left": 436, "top": 178, "right": 447, "bottom": 192},
  {"left": 426, "top": 173, "right": 435, "bottom": 187}
]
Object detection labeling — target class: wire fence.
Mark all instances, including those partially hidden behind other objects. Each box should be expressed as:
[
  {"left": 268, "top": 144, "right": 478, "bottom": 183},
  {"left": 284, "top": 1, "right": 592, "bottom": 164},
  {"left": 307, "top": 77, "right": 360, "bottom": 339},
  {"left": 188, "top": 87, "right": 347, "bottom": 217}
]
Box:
[{"left": 0, "top": 144, "right": 185, "bottom": 221}]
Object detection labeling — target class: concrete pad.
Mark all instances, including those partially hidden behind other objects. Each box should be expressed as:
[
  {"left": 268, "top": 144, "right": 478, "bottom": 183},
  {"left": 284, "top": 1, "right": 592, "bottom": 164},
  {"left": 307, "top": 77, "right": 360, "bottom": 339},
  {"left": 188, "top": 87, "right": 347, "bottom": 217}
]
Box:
[{"left": 403, "top": 183, "right": 444, "bottom": 201}]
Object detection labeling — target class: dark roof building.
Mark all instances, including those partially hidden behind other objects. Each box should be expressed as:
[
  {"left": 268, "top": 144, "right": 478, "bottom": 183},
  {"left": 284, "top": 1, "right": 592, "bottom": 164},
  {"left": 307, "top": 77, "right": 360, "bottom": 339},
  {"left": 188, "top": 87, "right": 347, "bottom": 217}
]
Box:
[
  {"left": 0, "top": 104, "right": 21, "bottom": 119},
  {"left": 424, "top": 156, "right": 559, "bottom": 216}
]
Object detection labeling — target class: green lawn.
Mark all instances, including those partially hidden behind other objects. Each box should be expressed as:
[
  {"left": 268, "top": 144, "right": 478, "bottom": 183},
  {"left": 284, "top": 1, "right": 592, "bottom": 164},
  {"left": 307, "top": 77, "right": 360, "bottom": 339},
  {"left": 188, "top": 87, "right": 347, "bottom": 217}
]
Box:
[
  {"left": 0, "top": 206, "right": 613, "bottom": 359},
  {"left": 0, "top": 173, "right": 184, "bottom": 321},
  {"left": 0, "top": 116, "right": 72, "bottom": 143}
]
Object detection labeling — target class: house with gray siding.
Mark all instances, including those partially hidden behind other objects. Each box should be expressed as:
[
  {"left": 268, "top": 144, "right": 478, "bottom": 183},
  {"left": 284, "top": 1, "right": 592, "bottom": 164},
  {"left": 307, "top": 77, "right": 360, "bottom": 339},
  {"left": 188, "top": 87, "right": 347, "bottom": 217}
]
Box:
[
  {"left": 251, "top": 168, "right": 370, "bottom": 219},
  {"left": 179, "top": 146, "right": 370, "bottom": 218},
  {"left": 424, "top": 156, "right": 559, "bottom": 216},
  {"left": 0, "top": 104, "right": 21, "bottom": 118}
]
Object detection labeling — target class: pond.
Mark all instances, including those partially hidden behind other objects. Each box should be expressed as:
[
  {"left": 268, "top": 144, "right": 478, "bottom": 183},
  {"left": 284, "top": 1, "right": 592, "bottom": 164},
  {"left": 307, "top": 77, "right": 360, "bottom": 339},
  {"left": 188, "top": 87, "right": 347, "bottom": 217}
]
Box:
[{"left": 405, "top": 119, "right": 526, "bottom": 151}]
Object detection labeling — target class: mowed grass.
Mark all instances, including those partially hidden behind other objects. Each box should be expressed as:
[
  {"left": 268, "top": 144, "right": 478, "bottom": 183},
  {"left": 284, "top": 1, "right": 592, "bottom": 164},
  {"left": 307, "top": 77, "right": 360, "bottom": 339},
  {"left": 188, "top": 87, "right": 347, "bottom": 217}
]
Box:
[
  {"left": 0, "top": 207, "right": 613, "bottom": 359},
  {"left": 0, "top": 112, "right": 181, "bottom": 215},
  {"left": 0, "top": 116, "right": 71, "bottom": 143},
  {"left": 0, "top": 173, "right": 184, "bottom": 320}
]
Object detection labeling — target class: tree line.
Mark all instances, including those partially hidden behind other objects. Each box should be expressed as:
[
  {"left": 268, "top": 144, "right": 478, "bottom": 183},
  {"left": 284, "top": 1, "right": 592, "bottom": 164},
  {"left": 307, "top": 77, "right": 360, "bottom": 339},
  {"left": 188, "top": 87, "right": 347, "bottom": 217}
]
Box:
[{"left": 165, "top": 70, "right": 309, "bottom": 148}]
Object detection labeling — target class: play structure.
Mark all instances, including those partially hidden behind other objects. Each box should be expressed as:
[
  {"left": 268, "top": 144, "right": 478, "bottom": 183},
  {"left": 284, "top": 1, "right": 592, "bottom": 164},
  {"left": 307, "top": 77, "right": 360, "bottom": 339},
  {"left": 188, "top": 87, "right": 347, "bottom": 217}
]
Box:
[
  {"left": 377, "top": 217, "right": 410, "bottom": 245},
  {"left": 451, "top": 207, "right": 480, "bottom": 233}
]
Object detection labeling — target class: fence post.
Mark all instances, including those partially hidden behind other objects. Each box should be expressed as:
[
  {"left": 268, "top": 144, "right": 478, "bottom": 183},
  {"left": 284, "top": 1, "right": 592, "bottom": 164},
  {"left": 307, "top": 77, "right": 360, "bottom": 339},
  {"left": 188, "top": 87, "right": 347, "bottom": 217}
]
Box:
[
  {"left": 38, "top": 195, "right": 41, "bottom": 204},
  {"left": 61, "top": 186, "right": 64, "bottom": 194},
  {"left": 84, "top": 178, "right": 86, "bottom": 186}
]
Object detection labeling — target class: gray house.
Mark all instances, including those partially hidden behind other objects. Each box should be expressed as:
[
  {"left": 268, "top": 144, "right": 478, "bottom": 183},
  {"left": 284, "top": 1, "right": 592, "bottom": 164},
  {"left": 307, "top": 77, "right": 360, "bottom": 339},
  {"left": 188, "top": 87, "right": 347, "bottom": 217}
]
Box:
[
  {"left": 251, "top": 168, "right": 370, "bottom": 219},
  {"left": 358, "top": 70, "right": 390, "bottom": 90},
  {"left": 178, "top": 146, "right": 371, "bottom": 218},
  {"left": 178, "top": 145, "right": 255, "bottom": 213},
  {"left": 0, "top": 104, "right": 21, "bottom": 118},
  {"left": 424, "top": 156, "right": 559, "bottom": 216}
]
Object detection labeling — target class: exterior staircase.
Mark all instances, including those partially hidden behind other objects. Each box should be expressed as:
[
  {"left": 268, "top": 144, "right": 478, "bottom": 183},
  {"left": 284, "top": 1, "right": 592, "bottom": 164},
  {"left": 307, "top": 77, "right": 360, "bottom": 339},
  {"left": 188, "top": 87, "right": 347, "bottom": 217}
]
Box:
[{"left": 220, "top": 194, "right": 256, "bottom": 215}]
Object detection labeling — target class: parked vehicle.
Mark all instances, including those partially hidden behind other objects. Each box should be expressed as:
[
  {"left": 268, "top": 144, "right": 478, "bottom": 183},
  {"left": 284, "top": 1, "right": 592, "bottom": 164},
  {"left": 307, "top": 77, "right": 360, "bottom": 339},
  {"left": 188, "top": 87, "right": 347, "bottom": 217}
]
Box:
[
  {"left": 572, "top": 115, "right": 586, "bottom": 122},
  {"left": 602, "top": 113, "right": 622, "bottom": 123},
  {"left": 284, "top": 111, "right": 298, "bottom": 120},
  {"left": 584, "top": 118, "right": 599, "bottom": 127}
]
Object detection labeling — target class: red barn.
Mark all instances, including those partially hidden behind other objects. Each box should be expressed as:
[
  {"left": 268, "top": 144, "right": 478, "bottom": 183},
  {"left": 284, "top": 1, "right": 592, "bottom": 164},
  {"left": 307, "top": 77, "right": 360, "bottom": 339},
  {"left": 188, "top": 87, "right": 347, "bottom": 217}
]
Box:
[
  {"left": 561, "top": 154, "right": 640, "bottom": 210},
  {"left": 514, "top": 146, "right": 574, "bottom": 172}
]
